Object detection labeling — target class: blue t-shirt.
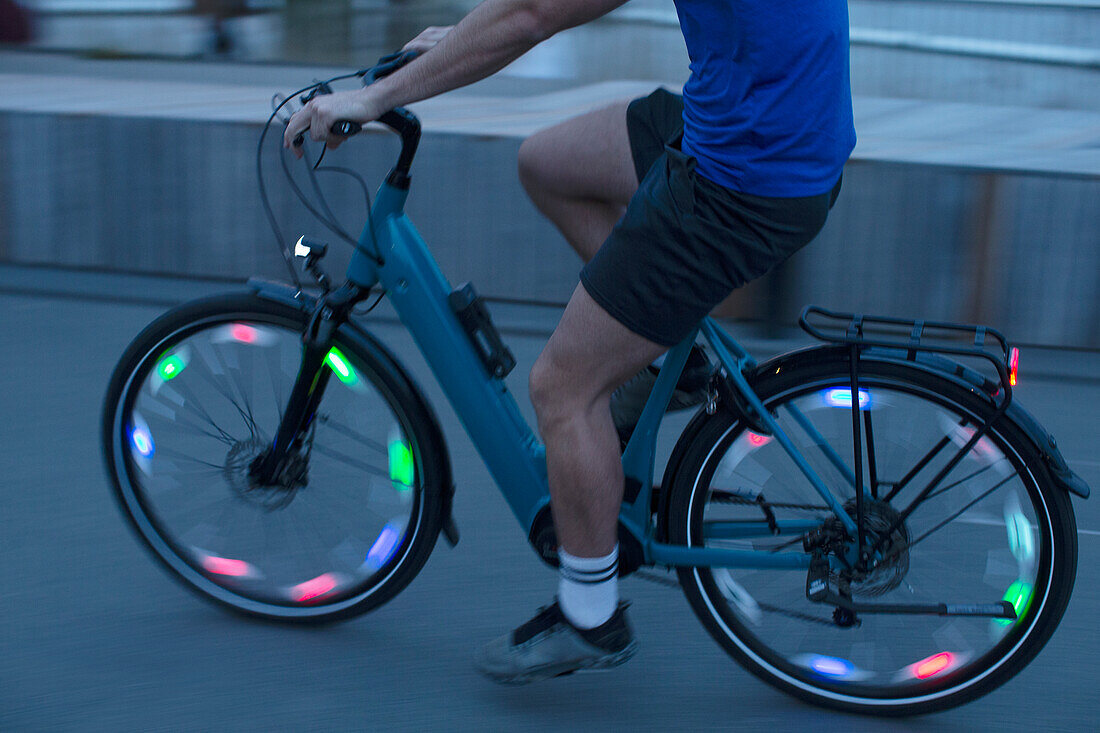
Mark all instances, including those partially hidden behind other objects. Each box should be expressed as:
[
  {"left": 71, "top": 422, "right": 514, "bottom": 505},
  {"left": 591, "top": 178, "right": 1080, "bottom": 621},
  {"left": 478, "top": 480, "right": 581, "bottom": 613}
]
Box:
[{"left": 673, "top": 0, "right": 857, "bottom": 197}]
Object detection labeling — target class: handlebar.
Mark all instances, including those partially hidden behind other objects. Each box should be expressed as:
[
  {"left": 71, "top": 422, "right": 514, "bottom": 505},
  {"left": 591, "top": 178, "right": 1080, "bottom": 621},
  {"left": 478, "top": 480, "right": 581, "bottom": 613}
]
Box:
[{"left": 291, "top": 50, "right": 421, "bottom": 149}]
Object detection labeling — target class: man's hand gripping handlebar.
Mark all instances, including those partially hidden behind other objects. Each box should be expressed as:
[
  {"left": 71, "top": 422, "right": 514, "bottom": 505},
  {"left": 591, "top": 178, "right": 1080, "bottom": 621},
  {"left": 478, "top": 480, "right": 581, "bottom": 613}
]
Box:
[{"left": 282, "top": 50, "right": 421, "bottom": 157}]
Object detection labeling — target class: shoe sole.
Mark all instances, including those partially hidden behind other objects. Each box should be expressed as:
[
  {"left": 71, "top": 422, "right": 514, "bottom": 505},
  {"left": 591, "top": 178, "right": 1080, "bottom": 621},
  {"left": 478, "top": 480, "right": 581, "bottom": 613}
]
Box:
[{"left": 479, "top": 642, "right": 638, "bottom": 686}]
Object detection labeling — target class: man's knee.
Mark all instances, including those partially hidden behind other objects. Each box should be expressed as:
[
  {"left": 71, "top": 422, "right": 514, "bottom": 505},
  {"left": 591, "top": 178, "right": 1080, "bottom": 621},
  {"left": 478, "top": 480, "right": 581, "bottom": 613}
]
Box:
[
  {"left": 528, "top": 351, "right": 563, "bottom": 425},
  {"left": 517, "top": 134, "right": 549, "bottom": 199},
  {"left": 530, "top": 349, "right": 595, "bottom": 430}
]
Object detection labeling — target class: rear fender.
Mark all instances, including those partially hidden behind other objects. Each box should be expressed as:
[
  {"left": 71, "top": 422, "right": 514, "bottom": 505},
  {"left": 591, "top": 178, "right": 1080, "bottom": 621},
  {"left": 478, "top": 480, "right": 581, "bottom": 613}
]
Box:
[
  {"left": 872, "top": 347, "right": 1090, "bottom": 500},
  {"left": 656, "top": 344, "right": 1088, "bottom": 540}
]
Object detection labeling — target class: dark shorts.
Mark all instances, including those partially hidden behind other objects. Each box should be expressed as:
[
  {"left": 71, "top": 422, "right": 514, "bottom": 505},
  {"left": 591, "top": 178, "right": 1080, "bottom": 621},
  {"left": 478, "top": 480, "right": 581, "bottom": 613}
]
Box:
[{"left": 579, "top": 88, "right": 842, "bottom": 347}]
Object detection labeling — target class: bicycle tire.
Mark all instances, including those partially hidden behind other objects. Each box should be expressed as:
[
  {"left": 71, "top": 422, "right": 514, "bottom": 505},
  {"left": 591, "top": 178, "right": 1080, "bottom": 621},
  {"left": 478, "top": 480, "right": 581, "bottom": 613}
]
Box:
[
  {"left": 666, "top": 347, "right": 1077, "bottom": 715},
  {"left": 102, "top": 292, "right": 448, "bottom": 623}
]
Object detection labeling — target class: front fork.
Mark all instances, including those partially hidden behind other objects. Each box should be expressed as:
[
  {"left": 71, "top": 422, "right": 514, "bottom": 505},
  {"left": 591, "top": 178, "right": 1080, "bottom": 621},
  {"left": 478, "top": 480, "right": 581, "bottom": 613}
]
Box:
[{"left": 250, "top": 283, "right": 367, "bottom": 486}]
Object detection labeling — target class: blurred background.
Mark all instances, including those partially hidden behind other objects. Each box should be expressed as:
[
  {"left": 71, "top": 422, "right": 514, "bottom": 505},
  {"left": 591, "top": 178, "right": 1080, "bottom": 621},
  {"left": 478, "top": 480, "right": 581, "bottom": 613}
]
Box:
[
  {"left": 1, "top": 2, "right": 1098, "bottom": 731},
  {"left": 1, "top": 0, "right": 1098, "bottom": 343}
]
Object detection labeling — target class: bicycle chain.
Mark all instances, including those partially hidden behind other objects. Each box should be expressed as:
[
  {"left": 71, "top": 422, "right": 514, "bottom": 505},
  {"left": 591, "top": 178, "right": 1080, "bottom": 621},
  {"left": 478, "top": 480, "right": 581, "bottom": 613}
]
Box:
[{"left": 709, "top": 493, "right": 828, "bottom": 512}]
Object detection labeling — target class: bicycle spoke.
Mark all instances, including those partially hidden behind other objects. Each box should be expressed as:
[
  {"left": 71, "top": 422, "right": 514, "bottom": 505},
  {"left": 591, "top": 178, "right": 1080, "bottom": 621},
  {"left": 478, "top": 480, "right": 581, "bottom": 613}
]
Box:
[
  {"left": 923, "top": 462, "right": 999, "bottom": 502},
  {"left": 172, "top": 378, "right": 246, "bottom": 445},
  {"left": 149, "top": 410, "right": 238, "bottom": 447},
  {"left": 211, "top": 342, "right": 261, "bottom": 438},
  {"left": 882, "top": 431, "right": 957, "bottom": 503},
  {"left": 310, "top": 443, "right": 391, "bottom": 480},
  {"left": 316, "top": 415, "right": 389, "bottom": 455},
  {"left": 907, "top": 475, "right": 1015, "bottom": 549},
  {"left": 190, "top": 349, "right": 261, "bottom": 439},
  {"left": 156, "top": 446, "right": 226, "bottom": 471}
]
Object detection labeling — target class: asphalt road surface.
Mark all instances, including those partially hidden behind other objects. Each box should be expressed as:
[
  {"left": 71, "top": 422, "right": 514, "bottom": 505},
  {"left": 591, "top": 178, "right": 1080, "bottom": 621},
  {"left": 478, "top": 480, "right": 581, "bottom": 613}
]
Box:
[{"left": 2, "top": 266, "right": 1098, "bottom": 731}]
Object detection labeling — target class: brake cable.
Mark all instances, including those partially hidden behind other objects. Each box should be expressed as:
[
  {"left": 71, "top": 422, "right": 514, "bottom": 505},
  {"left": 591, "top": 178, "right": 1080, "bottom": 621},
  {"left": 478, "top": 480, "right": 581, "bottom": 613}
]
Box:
[{"left": 257, "top": 68, "right": 389, "bottom": 290}]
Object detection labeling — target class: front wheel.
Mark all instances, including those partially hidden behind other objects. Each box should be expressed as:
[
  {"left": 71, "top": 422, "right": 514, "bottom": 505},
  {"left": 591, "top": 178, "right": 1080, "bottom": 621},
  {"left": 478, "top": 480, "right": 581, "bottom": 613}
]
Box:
[
  {"left": 102, "top": 293, "right": 448, "bottom": 623},
  {"left": 666, "top": 350, "right": 1077, "bottom": 714}
]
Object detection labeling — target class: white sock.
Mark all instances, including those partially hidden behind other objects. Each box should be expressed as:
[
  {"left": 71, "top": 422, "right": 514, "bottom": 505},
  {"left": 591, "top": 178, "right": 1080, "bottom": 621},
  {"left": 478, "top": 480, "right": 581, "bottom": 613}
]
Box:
[{"left": 558, "top": 546, "right": 619, "bottom": 629}]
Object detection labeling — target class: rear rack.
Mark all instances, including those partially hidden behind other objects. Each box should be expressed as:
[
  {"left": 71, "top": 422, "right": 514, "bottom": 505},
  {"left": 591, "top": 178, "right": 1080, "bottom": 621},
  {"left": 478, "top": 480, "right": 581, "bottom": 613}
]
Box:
[
  {"left": 798, "top": 305, "right": 1023, "bottom": 556},
  {"left": 799, "top": 305, "right": 1015, "bottom": 405}
]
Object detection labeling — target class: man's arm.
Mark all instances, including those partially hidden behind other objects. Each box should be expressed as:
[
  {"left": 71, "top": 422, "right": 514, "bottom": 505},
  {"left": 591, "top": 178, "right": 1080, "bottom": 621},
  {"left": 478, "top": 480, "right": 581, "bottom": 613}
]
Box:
[{"left": 284, "top": 0, "right": 629, "bottom": 152}]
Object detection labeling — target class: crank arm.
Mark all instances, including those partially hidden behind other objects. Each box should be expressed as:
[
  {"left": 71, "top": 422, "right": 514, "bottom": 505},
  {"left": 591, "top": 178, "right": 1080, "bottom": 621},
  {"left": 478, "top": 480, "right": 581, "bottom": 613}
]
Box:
[{"left": 806, "top": 552, "right": 1017, "bottom": 620}]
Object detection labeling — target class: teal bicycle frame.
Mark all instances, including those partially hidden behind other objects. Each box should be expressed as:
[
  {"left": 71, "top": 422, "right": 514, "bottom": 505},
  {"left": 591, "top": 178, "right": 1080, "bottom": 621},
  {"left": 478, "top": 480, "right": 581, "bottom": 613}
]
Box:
[{"left": 336, "top": 174, "right": 855, "bottom": 573}]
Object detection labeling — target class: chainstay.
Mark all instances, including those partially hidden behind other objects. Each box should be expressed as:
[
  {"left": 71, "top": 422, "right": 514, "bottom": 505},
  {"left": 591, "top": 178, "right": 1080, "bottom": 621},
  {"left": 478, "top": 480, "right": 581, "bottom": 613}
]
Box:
[
  {"left": 634, "top": 569, "right": 682, "bottom": 588},
  {"left": 635, "top": 570, "right": 839, "bottom": 627}
]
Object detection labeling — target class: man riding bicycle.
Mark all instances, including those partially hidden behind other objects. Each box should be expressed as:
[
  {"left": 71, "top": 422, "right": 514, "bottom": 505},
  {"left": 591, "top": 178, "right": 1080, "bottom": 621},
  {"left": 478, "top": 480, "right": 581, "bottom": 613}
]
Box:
[{"left": 284, "top": 0, "right": 855, "bottom": 684}]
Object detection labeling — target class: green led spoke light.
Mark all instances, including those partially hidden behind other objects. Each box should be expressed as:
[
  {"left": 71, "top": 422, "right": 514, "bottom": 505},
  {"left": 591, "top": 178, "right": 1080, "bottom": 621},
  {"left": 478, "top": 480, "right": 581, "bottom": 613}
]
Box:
[
  {"left": 389, "top": 438, "right": 414, "bottom": 490},
  {"left": 1006, "top": 511, "right": 1035, "bottom": 563},
  {"left": 157, "top": 354, "right": 186, "bottom": 381},
  {"left": 325, "top": 348, "right": 359, "bottom": 386},
  {"left": 997, "top": 580, "right": 1034, "bottom": 626}
]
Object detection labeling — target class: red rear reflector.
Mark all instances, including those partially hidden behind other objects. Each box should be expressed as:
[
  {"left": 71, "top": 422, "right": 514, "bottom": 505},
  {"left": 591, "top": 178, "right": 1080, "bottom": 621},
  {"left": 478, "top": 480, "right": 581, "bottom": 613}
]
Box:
[{"left": 1009, "top": 347, "right": 1019, "bottom": 387}]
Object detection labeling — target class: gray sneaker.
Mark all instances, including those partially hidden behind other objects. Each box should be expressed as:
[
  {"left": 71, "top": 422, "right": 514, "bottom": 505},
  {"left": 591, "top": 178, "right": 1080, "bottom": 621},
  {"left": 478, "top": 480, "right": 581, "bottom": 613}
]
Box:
[
  {"left": 474, "top": 601, "right": 637, "bottom": 685},
  {"left": 611, "top": 346, "right": 713, "bottom": 445}
]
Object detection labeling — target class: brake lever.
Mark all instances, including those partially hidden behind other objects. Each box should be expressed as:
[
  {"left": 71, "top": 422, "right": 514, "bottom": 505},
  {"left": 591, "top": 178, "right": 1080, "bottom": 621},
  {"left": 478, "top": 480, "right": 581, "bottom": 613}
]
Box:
[
  {"left": 360, "top": 49, "right": 421, "bottom": 85},
  {"left": 289, "top": 50, "right": 416, "bottom": 149},
  {"left": 272, "top": 93, "right": 298, "bottom": 125},
  {"left": 299, "top": 80, "right": 334, "bottom": 105}
]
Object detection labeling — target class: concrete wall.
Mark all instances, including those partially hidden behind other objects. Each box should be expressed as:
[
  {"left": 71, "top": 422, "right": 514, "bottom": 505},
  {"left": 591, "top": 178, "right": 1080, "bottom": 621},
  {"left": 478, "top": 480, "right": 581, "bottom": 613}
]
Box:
[
  {"left": 1, "top": 109, "right": 1098, "bottom": 347},
  {"left": 19, "top": 2, "right": 1100, "bottom": 111}
]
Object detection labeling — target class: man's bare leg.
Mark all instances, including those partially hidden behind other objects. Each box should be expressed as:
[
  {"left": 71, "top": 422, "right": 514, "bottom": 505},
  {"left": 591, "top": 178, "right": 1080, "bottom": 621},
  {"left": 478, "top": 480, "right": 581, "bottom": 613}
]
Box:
[
  {"left": 529, "top": 285, "right": 665, "bottom": 556},
  {"left": 473, "top": 103, "right": 662, "bottom": 683},
  {"left": 518, "top": 100, "right": 638, "bottom": 263}
]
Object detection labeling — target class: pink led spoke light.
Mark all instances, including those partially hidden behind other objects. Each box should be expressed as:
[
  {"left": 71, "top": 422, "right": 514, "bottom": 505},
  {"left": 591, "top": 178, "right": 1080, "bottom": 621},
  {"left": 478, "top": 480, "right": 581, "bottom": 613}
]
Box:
[
  {"left": 913, "top": 652, "right": 954, "bottom": 680},
  {"left": 230, "top": 323, "right": 259, "bottom": 344},
  {"left": 747, "top": 432, "right": 771, "bottom": 447},
  {"left": 202, "top": 555, "right": 253, "bottom": 577},
  {"left": 292, "top": 573, "right": 338, "bottom": 603}
]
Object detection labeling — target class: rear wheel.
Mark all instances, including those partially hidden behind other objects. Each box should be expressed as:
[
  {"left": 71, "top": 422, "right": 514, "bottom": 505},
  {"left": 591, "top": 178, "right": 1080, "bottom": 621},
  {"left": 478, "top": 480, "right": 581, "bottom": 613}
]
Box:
[
  {"left": 667, "top": 351, "right": 1077, "bottom": 714},
  {"left": 102, "top": 293, "right": 447, "bottom": 623}
]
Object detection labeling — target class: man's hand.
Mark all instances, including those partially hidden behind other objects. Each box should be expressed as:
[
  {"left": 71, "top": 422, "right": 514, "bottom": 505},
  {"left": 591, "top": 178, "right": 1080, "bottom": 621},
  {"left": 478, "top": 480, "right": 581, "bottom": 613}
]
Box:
[
  {"left": 282, "top": 88, "right": 384, "bottom": 158},
  {"left": 402, "top": 25, "right": 453, "bottom": 54}
]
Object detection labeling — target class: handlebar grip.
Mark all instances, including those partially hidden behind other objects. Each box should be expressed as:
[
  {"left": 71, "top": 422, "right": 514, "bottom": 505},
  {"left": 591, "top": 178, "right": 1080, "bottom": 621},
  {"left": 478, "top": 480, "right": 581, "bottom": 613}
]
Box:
[
  {"left": 331, "top": 120, "right": 362, "bottom": 137},
  {"left": 291, "top": 120, "right": 361, "bottom": 148}
]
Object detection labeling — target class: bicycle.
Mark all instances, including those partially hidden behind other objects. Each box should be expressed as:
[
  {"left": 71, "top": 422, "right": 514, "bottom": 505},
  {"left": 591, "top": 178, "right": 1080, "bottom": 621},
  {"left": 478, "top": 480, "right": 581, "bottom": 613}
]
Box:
[{"left": 101, "top": 52, "right": 1091, "bottom": 715}]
